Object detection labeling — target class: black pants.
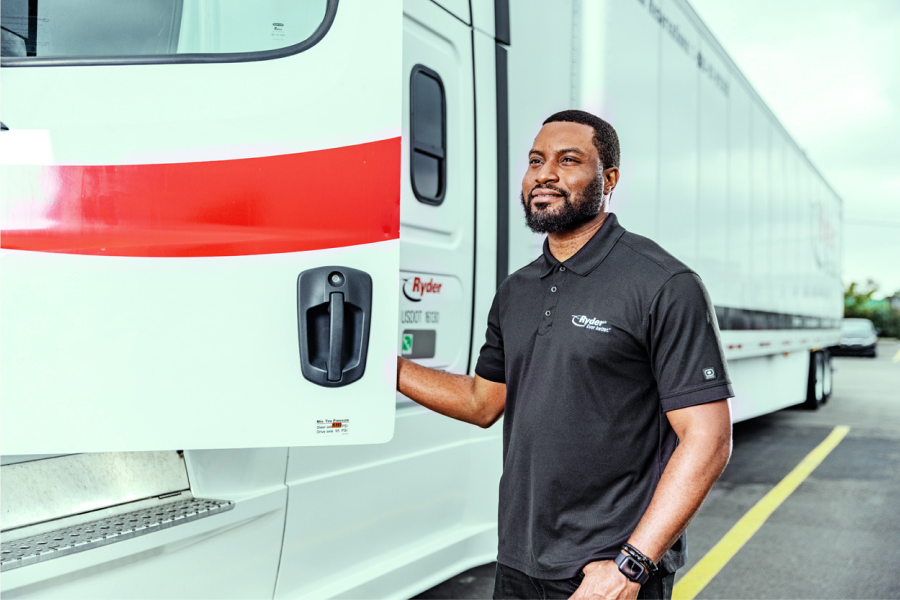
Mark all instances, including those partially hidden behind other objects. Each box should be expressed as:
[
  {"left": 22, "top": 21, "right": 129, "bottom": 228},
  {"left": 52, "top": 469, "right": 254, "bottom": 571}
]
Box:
[{"left": 492, "top": 562, "right": 675, "bottom": 600}]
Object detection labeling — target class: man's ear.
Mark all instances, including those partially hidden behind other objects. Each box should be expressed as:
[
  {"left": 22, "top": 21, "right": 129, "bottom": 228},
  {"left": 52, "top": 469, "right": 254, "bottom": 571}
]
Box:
[{"left": 603, "top": 167, "right": 620, "bottom": 195}]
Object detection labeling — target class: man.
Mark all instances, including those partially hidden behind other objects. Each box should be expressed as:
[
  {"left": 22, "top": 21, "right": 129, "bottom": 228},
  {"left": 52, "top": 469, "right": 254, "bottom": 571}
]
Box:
[{"left": 397, "top": 110, "right": 733, "bottom": 600}]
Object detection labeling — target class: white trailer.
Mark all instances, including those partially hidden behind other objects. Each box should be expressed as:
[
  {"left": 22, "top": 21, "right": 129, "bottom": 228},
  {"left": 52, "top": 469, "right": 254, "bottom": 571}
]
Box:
[{"left": 0, "top": 0, "right": 842, "bottom": 597}]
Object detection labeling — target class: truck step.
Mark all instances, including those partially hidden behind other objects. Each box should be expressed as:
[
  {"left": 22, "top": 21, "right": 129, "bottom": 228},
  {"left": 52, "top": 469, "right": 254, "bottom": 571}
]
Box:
[{"left": 1, "top": 497, "right": 233, "bottom": 572}]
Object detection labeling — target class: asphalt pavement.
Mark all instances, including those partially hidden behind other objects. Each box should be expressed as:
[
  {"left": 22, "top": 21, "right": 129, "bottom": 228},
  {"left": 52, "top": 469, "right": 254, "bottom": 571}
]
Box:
[{"left": 413, "top": 340, "right": 900, "bottom": 599}]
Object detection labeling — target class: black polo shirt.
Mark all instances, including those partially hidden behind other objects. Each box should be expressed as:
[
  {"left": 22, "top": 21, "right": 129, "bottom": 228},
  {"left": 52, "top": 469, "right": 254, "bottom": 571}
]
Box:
[{"left": 475, "top": 213, "right": 733, "bottom": 579}]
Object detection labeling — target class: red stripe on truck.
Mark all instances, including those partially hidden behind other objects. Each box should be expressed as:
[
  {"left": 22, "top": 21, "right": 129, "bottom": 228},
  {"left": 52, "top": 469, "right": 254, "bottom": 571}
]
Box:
[{"left": 0, "top": 138, "right": 400, "bottom": 257}]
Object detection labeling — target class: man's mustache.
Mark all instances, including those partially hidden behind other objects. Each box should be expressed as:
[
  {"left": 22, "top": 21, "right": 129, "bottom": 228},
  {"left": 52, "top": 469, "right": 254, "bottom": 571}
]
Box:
[{"left": 528, "top": 183, "right": 569, "bottom": 202}]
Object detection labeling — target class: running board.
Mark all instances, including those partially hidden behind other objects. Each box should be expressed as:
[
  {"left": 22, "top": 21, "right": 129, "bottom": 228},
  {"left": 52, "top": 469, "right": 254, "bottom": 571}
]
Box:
[{"left": 1, "top": 496, "right": 233, "bottom": 571}]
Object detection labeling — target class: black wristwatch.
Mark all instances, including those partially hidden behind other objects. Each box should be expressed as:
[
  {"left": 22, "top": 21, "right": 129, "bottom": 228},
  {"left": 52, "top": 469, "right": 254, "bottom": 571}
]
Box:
[{"left": 615, "top": 552, "right": 650, "bottom": 585}]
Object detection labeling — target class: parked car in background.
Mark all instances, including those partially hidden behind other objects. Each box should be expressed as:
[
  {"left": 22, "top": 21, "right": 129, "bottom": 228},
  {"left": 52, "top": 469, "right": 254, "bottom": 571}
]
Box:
[{"left": 832, "top": 318, "right": 879, "bottom": 357}]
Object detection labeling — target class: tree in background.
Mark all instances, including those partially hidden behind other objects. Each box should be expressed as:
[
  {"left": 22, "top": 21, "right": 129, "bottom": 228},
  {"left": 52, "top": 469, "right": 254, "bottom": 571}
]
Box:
[{"left": 844, "top": 280, "right": 900, "bottom": 338}]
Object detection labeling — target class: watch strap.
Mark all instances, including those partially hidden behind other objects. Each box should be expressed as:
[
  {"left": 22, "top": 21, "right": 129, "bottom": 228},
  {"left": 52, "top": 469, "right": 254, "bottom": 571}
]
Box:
[{"left": 621, "top": 543, "right": 659, "bottom": 575}]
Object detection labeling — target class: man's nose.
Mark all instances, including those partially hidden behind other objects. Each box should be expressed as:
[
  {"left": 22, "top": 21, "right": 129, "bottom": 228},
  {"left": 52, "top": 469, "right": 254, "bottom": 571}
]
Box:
[{"left": 534, "top": 162, "right": 559, "bottom": 184}]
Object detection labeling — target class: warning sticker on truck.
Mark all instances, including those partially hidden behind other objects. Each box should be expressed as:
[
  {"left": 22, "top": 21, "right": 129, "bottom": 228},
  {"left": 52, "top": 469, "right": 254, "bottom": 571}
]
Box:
[{"left": 316, "top": 419, "right": 349, "bottom": 435}]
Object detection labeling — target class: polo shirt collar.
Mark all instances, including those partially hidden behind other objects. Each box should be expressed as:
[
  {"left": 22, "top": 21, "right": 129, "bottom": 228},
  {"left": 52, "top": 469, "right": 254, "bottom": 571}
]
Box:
[{"left": 539, "top": 212, "right": 626, "bottom": 278}]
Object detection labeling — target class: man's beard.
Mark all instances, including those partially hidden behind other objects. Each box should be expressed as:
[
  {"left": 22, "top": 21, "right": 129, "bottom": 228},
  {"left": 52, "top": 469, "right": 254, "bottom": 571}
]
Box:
[{"left": 521, "top": 176, "right": 605, "bottom": 234}]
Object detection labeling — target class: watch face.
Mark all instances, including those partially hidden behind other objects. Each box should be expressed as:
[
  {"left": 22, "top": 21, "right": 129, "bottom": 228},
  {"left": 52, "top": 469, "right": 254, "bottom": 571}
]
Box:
[
  {"left": 616, "top": 554, "right": 648, "bottom": 584},
  {"left": 620, "top": 556, "right": 641, "bottom": 578}
]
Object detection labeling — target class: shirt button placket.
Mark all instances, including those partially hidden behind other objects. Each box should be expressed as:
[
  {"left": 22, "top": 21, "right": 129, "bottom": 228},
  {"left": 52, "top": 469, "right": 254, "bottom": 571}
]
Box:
[{"left": 540, "top": 269, "right": 563, "bottom": 334}]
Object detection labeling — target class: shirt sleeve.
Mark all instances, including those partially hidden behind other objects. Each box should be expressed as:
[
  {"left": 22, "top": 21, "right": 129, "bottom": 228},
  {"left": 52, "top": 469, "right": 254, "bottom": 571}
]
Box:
[
  {"left": 648, "top": 272, "right": 734, "bottom": 412},
  {"left": 474, "top": 290, "right": 506, "bottom": 383}
]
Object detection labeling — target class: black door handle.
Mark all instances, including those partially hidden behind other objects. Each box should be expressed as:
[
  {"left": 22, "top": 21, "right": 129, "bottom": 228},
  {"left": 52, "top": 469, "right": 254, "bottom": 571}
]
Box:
[
  {"left": 327, "top": 293, "right": 344, "bottom": 382},
  {"left": 297, "top": 266, "right": 372, "bottom": 387}
]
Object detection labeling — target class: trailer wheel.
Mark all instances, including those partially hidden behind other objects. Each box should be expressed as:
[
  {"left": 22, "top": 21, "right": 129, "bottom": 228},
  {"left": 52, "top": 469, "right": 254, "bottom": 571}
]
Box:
[
  {"left": 821, "top": 351, "right": 833, "bottom": 403},
  {"left": 804, "top": 351, "right": 825, "bottom": 409}
]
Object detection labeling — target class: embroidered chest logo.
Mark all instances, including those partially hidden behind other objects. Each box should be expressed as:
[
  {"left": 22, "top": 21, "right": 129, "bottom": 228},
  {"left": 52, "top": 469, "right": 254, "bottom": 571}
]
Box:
[{"left": 571, "top": 315, "right": 611, "bottom": 332}]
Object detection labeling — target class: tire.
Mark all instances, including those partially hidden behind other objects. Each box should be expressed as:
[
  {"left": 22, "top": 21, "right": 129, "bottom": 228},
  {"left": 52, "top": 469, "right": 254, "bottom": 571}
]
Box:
[
  {"left": 804, "top": 351, "right": 825, "bottom": 410},
  {"left": 821, "top": 351, "right": 832, "bottom": 403}
]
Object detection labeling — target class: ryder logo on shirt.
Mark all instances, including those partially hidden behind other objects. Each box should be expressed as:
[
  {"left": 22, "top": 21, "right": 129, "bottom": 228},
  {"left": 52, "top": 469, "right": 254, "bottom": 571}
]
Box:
[{"left": 571, "top": 315, "right": 611, "bottom": 332}]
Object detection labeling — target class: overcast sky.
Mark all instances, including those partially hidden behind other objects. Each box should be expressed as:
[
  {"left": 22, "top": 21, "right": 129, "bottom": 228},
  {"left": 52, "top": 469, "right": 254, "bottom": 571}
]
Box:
[{"left": 690, "top": 0, "right": 900, "bottom": 298}]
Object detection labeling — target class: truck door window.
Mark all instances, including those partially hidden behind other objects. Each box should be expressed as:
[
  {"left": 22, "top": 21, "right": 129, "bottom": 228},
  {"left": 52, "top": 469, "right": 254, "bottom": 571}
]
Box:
[
  {"left": 1, "top": 0, "right": 330, "bottom": 61},
  {"left": 410, "top": 65, "right": 447, "bottom": 205}
]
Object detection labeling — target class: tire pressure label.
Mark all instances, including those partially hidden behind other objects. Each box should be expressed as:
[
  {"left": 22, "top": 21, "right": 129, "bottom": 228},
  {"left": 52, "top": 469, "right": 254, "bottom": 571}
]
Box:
[{"left": 316, "top": 419, "right": 349, "bottom": 435}]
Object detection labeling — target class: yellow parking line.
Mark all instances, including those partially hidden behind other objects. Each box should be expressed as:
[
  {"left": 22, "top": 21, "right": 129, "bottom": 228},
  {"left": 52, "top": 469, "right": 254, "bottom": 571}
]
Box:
[
  {"left": 673, "top": 425, "right": 850, "bottom": 600},
  {"left": 892, "top": 346, "right": 900, "bottom": 363}
]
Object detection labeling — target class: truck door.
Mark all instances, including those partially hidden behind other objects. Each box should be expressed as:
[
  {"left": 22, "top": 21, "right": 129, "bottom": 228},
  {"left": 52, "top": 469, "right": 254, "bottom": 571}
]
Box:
[
  {"left": 0, "top": 0, "right": 402, "bottom": 453},
  {"left": 398, "top": 0, "right": 476, "bottom": 374},
  {"left": 271, "top": 2, "right": 481, "bottom": 597}
]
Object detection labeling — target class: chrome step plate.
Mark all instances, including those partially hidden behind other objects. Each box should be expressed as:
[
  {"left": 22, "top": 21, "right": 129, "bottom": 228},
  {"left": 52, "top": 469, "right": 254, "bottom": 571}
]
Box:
[{"left": 1, "top": 497, "right": 233, "bottom": 572}]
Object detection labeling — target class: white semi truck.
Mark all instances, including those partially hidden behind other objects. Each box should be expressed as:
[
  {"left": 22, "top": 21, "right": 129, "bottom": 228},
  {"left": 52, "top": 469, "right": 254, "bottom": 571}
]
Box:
[{"left": 0, "top": 0, "right": 842, "bottom": 597}]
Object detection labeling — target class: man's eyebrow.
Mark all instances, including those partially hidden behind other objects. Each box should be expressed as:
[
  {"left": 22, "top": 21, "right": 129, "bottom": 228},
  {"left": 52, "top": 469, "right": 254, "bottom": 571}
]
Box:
[
  {"left": 529, "top": 149, "right": 545, "bottom": 157},
  {"left": 556, "top": 147, "right": 588, "bottom": 156}
]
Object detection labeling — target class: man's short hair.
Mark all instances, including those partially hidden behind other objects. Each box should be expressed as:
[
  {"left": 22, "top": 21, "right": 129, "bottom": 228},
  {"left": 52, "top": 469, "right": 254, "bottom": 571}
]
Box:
[{"left": 543, "top": 110, "right": 620, "bottom": 169}]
